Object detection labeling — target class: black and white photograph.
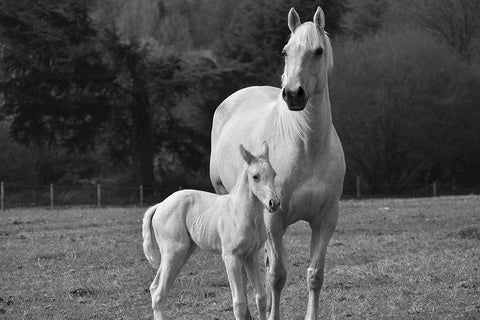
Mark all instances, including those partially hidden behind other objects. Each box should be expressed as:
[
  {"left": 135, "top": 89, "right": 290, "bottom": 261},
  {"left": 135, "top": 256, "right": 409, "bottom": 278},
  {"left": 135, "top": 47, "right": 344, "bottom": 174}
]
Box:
[{"left": 0, "top": 0, "right": 479, "bottom": 319}]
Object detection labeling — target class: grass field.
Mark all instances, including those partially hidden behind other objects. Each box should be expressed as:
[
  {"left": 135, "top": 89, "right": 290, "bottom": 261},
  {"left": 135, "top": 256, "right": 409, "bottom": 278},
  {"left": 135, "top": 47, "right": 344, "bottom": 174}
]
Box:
[{"left": 1, "top": 196, "right": 479, "bottom": 320}]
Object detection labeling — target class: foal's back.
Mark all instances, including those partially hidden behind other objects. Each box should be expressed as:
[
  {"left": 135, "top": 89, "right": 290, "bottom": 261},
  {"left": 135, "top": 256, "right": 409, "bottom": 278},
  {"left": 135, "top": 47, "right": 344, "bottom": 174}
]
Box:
[{"left": 151, "top": 189, "right": 229, "bottom": 253}]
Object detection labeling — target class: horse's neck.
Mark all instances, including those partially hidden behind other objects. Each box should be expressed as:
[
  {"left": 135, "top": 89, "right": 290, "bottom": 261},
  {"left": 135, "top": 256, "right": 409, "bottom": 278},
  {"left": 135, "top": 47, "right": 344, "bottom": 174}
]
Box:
[
  {"left": 273, "top": 84, "right": 332, "bottom": 153},
  {"left": 230, "top": 168, "right": 264, "bottom": 225}
]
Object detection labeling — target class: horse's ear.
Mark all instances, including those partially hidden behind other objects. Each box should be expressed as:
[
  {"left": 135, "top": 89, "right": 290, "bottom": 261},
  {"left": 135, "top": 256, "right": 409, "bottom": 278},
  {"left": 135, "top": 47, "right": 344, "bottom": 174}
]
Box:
[
  {"left": 239, "top": 144, "right": 254, "bottom": 164},
  {"left": 313, "top": 6, "right": 325, "bottom": 32},
  {"left": 288, "top": 8, "right": 301, "bottom": 33},
  {"left": 261, "top": 141, "right": 269, "bottom": 159}
]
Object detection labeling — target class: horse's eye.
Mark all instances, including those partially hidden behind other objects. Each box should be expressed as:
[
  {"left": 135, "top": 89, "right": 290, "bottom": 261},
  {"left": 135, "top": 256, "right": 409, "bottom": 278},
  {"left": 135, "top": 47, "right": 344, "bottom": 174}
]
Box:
[
  {"left": 252, "top": 175, "right": 259, "bottom": 181},
  {"left": 282, "top": 49, "right": 287, "bottom": 57},
  {"left": 315, "top": 48, "right": 324, "bottom": 56}
]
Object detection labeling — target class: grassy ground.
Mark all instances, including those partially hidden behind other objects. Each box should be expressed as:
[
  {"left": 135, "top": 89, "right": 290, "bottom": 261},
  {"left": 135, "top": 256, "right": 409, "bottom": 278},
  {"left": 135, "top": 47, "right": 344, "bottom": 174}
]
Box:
[{"left": 0, "top": 196, "right": 479, "bottom": 319}]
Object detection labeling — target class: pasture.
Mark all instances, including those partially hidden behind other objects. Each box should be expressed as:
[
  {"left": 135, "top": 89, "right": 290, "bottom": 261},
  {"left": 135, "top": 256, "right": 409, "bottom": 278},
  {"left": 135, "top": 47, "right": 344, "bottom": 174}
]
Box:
[{"left": 0, "top": 196, "right": 479, "bottom": 319}]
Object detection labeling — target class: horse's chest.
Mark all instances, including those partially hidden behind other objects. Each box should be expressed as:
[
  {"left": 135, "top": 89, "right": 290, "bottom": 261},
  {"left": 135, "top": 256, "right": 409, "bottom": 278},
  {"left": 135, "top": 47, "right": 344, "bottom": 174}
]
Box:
[{"left": 281, "top": 176, "right": 332, "bottom": 223}]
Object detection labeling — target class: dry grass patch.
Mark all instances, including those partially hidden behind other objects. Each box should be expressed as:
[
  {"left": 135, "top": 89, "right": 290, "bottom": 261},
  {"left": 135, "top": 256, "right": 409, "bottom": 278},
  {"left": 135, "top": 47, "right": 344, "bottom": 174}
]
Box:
[{"left": 0, "top": 196, "right": 479, "bottom": 319}]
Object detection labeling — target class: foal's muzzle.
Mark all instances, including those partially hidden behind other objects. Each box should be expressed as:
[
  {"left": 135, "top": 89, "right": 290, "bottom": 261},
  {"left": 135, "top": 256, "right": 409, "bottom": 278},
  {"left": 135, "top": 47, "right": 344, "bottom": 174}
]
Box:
[
  {"left": 282, "top": 87, "right": 307, "bottom": 111},
  {"left": 267, "top": 197, "right": 281, "bottom": 212}
]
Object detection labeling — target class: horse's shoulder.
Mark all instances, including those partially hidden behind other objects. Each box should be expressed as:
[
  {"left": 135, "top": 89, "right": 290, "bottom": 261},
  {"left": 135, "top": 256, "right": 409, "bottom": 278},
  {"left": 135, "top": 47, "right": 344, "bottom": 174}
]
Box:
[
  {"left": 217, "top": 86, "right": 279, "bottom": 114},
  {"left": 212, "top": 86, "right": 279, "bottom": 138}
]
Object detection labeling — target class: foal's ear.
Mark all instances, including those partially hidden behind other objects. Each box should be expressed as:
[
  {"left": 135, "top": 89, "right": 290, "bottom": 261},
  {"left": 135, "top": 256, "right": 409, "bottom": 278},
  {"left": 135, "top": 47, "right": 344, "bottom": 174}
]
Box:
[
  {"left": 261, "top": 141, "right": 269, "bottom": 159},
  {"left": 313, "top": 6, "right": 325, "bottom": 32},
  {"left": 288, "top": 7, "right": 301, "bottom": 33},
  {"left": 239, "top": 144, "right": 254, "bottom": 164}
]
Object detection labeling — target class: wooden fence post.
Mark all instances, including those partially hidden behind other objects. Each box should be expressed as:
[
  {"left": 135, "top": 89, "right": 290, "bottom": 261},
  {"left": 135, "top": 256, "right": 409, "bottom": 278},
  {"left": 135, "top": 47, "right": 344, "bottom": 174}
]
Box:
[
  {"left": 139, "top": 185, "right": 144, "bottom": 207},
  {"left": 97, "top": 184, "right": 101, "bottom": 208},
  {"left": 50, "top": 184, "right": 54, "bottom": 210},
  {"left": 356, "top": 176, "right": 361, "bottom": 199},
  {"left": 433, "top": 181, "right": 437, "bottom": 197},
  {"left": 1, "top": 182, "right": 4, "bottom": 211}
]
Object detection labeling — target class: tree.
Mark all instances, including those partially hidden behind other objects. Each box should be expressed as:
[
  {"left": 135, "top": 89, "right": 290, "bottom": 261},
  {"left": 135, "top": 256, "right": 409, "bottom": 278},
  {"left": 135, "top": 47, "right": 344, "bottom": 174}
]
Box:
[
  {"left": 415, "top": 0, "right": 480, "bottom": 62},
  {"left": 331, "top": 29, "right": 480, "bottom": 193},
  {"left": 0, "top": 0, "right": 112, "bottom": 149},
  {"left": 341, "top": 0, "right": 389, "bottom": 39},
  {"left": 0, "top": 0, "right": 190, "bottom": 187}
]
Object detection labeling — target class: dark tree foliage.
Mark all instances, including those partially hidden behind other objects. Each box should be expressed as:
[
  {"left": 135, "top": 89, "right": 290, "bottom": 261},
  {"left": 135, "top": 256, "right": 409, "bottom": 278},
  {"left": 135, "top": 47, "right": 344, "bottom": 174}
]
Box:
[
  {"left": 342, "top": 0, "right": 389, "bottom": 39},
  {"left": 0, "top": 0, "right": 217, "bottom": 187},
  {"left": 0, "top": 0, "right": 113, "bottom": 150},
  {"left": 417, "top": 0, "right": 480, "bottom": 62},
  {"left": 214, "top": 0, "right": 290, "bottom": 86},
  {"left": 331, "top": 30, "right": 480, "bottom": 193}
]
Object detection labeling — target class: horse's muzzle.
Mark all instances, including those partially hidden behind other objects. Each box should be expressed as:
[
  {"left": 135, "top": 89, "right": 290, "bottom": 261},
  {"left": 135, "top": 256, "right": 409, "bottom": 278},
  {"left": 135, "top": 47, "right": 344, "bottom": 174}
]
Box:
[{"left": 282, "top": 87, "right": 308, "bottom": 111}]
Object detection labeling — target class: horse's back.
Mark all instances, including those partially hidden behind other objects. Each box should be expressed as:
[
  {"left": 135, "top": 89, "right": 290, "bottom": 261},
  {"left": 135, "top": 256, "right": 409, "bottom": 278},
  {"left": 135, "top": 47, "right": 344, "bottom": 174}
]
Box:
[{"left": 211, "top": 86, "right": 279, "bottom": 142}]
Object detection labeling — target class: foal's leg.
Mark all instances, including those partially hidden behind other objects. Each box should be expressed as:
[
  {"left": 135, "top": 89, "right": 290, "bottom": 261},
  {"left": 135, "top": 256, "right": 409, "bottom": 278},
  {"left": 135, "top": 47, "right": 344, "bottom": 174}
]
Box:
[
  {"left": 241, "top": 267, "right": 253, "bottom": 320},
  {"left": 245, "top": 253, "right": 267, "bottom": 320},
  {"left": 304, "top": 203, "right": 339, "bottom": 320},
  {"left": 264, "top": 213, "right": 286, "bottom": 320},
  {"left": 223, "top": 254, "right": 247, "bottom": 320},
  {"left": 150, "top": 244, "right": 192, "bottom": 320}
]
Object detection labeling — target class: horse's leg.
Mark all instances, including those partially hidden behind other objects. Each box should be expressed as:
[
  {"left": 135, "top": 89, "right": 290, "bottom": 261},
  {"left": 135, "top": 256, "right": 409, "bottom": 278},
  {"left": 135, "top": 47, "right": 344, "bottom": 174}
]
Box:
[
  {"left": 245, "top": 252, "right": 267, "bottom": 320},
  {"left": 223, "top": 254, "right": 247, "bottom": 320},
  {"left": 304, "top": 203, "right": 339, "bottom": 320},
  {"left": 264, "top": 213, "right": 286, "bottom": 320},
  {"left": 150, "top": 245, "right": 191, "bottom": 320}
]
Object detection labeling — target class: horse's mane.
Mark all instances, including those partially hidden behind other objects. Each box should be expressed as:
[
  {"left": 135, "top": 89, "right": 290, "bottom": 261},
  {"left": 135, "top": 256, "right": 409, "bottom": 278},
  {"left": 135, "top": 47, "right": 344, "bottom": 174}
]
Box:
[{"left": 273, "top": 101, "right": 313, "bottom": 145}]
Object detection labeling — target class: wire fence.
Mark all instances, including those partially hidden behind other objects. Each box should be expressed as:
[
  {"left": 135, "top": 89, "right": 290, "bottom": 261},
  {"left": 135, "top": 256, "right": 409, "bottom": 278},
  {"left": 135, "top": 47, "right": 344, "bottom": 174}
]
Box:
[
  {"left": 0, "top": 182, "right": 181, "bottom": 210},
  {"left": 0, "top": 178, "right": 478, "bottom": 210}
]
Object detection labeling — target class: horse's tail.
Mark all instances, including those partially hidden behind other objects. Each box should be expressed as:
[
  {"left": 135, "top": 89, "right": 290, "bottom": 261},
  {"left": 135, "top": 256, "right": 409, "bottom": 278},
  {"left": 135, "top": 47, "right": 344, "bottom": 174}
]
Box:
[{"left": 142, "top": 205, "right": 161, "bottom": 269}]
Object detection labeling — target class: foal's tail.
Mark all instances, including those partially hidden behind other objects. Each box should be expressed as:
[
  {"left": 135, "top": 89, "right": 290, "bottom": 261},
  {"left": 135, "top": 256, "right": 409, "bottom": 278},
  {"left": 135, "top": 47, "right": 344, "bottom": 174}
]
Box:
[{"left": 142, "top": 205, "right": 161, "bottom": 269}]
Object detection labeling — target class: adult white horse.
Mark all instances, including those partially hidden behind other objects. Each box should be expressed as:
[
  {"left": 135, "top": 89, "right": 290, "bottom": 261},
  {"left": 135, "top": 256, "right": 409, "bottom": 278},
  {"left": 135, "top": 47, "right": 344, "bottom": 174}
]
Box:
[{"left": 210, "top": 6, "right": 345, "bottom": 320}]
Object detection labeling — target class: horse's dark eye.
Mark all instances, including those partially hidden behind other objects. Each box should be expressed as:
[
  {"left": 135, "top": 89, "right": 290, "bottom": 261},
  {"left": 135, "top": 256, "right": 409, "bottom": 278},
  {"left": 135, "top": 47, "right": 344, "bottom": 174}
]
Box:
[
  {"left": 252, "top": 175, "right": 259, "bottom": 181},
  {"left": 282, "top": 49, "right": 287, "bottom": 57},
  {"left": 315, "top": 48, "right": 324, "bottom": 56}
]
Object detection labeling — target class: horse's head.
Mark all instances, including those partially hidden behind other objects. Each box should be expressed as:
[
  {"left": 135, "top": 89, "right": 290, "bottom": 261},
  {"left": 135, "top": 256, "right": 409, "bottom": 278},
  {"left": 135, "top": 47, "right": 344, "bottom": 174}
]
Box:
[
  {"left": 281, "top": 7, "right": 333, "bottom": 111},
  {"left": 239, "top": 142, "right": 280, "bottom": 213}
]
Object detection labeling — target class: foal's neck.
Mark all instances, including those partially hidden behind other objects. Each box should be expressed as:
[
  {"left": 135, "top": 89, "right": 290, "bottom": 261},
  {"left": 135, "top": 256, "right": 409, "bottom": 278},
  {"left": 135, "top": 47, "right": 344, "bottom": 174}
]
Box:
[{"left": 230, "top": 167, "right": 264, "bottom": 224}]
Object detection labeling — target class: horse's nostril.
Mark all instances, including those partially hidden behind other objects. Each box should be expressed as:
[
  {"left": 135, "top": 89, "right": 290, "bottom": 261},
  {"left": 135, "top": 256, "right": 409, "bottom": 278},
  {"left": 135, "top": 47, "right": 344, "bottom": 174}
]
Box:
[{"left": 297, "top": 87, "right": 305, "bottom": 98}]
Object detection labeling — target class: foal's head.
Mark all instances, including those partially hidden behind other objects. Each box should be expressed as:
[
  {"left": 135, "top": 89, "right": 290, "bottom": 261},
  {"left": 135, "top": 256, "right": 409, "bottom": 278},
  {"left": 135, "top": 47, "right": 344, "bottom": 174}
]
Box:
[
  {"left": 281, "top": 6, "right": 333, "bottom": 111},
  {"left": 239, "top": 142, "right": 280, "bottom": 213}
]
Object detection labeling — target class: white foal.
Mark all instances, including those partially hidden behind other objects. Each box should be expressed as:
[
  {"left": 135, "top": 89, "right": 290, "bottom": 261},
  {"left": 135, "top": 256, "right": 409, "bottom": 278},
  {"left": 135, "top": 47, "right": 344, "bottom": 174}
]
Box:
[{"left": 143, "top": 142, "right": 280, "bottom": 320}]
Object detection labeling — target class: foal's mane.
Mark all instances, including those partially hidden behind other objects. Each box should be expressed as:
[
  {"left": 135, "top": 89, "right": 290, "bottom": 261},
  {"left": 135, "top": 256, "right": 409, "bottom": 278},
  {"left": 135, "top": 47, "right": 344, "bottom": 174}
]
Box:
[{"left": 230, "top": 164, "right": 249, "bottom": 195}]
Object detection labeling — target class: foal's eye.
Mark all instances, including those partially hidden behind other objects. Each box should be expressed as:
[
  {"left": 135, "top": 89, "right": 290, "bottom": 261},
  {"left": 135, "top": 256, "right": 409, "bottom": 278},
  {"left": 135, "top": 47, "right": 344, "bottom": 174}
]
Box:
[
  {"left": 252, "top": 175, "right": 259, "bottom": 181},
  {"left": 282, "top": 49, "right": 287, "bottom": 57},
  {"left": 315, "top": 47, "right": 324, "bottom": 56}
]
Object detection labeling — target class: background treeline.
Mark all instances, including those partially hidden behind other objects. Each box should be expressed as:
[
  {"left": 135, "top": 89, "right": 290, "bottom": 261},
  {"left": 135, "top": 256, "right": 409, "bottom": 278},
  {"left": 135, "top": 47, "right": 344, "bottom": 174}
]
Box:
[{"left": 1, "top": 0, "right": 479, "bottom": 197}]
